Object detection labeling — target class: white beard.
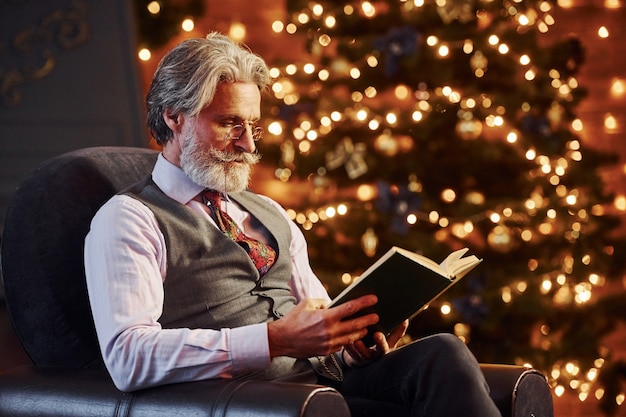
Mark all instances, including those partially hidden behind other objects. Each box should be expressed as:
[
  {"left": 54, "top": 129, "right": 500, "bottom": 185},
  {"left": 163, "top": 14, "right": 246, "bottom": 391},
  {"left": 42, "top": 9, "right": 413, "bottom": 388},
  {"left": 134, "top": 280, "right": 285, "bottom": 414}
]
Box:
[{"left": 179, "top": 131, "right": 261, "bottom": 193}]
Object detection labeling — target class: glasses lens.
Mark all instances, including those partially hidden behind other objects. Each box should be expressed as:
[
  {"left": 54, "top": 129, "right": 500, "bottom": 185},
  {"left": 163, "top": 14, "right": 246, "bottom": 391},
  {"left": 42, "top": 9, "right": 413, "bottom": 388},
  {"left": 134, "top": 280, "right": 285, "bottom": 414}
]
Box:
[
  {"left": 228, "top": 125, "right": 245, "bottom": 140},
  {"left": 252, "top": 127, "right": 263, "bottom": 141},
  {"left": 225, "top": 125, "right": 263, "bottom": 141}
]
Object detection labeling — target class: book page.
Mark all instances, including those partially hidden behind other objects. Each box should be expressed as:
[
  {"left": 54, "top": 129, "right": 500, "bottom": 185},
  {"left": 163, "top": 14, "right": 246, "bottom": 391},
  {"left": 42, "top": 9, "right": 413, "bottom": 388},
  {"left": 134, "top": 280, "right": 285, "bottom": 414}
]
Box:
[
  {"left": 439, "top": 248, "right": 482, "bottom": 278},
  {"left": 397, "top": 247, "right": 481, "bottom": 279},
  {"left": 393, "top": 247, "right": 446, "bottom": 276}
]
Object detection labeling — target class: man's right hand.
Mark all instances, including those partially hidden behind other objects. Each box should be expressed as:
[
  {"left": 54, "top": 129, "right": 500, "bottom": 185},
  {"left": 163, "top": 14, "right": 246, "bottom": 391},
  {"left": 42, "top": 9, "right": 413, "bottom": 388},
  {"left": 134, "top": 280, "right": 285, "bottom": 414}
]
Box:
[{"left": 267, "top": 295, "right": 379, "bottom": 359}]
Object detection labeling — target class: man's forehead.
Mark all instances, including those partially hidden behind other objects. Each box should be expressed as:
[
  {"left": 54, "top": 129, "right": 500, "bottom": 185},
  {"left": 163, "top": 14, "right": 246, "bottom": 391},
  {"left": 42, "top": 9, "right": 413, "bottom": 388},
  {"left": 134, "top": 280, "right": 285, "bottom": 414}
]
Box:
[{"left": 203, "top": 82, "right": 261, "bottom": 117}]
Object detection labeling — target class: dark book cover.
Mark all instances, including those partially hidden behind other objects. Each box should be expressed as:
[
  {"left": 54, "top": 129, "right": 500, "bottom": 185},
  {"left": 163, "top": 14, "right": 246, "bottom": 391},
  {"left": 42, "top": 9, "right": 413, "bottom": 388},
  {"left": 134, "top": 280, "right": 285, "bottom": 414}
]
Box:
[{"left": 328, "top": 247, "right": 480, "bottom": 346}]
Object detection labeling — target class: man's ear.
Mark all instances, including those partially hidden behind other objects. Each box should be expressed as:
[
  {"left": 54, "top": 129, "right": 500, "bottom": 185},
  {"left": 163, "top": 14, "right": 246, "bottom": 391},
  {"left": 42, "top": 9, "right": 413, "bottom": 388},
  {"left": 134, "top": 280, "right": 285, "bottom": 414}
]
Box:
[{"left": 163, "top": 110, "right": 182, "bottom": 133}]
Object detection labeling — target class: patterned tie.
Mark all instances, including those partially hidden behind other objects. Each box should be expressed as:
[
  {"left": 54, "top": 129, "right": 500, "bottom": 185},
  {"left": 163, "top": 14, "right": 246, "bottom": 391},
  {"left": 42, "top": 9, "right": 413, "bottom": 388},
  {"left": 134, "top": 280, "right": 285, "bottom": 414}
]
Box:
[{"left": 202, "top": 190, "right": 276, "bottom": 276}]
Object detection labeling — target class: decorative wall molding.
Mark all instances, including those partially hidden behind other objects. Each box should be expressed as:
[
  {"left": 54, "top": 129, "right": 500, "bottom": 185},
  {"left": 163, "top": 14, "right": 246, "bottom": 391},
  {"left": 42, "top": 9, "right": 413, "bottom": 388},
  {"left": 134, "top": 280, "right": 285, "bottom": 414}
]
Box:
[{"left": 1, "top": 0, "right": 89, "bottom": 107}]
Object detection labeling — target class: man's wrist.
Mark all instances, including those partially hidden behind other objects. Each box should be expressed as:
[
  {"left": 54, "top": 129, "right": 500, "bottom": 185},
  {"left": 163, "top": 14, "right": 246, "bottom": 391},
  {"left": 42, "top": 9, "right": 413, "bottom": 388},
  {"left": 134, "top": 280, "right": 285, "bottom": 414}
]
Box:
[{"left": 267, "top": 320, "right": 289, "bottom": 358}]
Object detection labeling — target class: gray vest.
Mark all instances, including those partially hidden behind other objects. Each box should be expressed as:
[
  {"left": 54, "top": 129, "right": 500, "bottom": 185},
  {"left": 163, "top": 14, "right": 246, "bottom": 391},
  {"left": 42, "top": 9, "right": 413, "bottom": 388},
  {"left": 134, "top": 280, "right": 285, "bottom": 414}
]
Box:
[{"left": 124, "top": 177, "right": 317, "bottom": 382}]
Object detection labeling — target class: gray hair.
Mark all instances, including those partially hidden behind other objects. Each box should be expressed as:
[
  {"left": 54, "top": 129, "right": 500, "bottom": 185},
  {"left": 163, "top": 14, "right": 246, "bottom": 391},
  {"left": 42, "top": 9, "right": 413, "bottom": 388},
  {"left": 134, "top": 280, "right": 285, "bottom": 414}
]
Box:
[{"left": 146, "top": 32, "right": 270, "bottom": 144}]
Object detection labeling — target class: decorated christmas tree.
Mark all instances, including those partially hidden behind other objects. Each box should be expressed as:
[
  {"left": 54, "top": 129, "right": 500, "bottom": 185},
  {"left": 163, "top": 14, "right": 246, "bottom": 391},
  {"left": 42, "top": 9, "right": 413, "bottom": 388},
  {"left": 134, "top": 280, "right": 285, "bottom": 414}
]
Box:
[
  {"left": 255, "top": 1, "right": 626, "bottom": 415},
  {"left": 132, "top": 0, "right": 626, "bottom": 414}
]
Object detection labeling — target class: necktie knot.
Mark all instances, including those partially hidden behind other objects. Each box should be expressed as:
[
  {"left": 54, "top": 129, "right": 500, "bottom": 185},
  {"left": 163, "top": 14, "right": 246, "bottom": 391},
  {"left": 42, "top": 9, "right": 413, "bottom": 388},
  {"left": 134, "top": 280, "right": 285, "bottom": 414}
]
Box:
[{"left": 202, "top": 190, "right": 224, "bottom": 212}]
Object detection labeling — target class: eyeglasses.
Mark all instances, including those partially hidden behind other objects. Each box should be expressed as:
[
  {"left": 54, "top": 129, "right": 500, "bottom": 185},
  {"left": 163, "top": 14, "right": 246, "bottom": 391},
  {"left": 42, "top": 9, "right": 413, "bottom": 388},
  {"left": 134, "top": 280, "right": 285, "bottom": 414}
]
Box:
[{"left": 223, "top": 124, "right": 264, "bottom": 142}]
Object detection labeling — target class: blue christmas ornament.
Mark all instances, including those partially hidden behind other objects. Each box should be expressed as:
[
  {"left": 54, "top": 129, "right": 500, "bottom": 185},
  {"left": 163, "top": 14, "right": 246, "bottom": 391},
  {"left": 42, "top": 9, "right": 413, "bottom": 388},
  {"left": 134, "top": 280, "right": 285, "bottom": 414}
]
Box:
[
  {"left": 451, "top": 274, "right": 488, "bottom": 326},
  {"left": 372, "top": 26, "right": 420, "bottom": 77},
  {"left": 521, "top": 114, "right": 552, "bottom": 138},
  {"left": 375, "top": 180, "right": 423, "bottom": 234}
]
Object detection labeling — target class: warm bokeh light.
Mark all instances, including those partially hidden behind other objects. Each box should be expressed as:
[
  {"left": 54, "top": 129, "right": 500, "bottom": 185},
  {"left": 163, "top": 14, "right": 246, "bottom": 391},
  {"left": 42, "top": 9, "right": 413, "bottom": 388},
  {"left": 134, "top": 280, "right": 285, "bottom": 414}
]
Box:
[
  {"left": 181, "top": 18, "right": 194, "bottom": 32},
  {"left": 229, "top": 22, "right": 246, "bottom": 41},
  {"left": 146, "top": 1, "right": 160, "bottom": 14},
  {"left": 138, "top": 48, "right": 151, "bottom": 61}
]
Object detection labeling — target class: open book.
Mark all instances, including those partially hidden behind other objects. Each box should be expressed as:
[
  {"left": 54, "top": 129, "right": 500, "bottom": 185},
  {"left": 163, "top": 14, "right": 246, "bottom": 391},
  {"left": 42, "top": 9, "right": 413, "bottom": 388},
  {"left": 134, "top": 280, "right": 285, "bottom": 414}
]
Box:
[{"left": 328, "top": 246, "right": 482, "bottom": 346}]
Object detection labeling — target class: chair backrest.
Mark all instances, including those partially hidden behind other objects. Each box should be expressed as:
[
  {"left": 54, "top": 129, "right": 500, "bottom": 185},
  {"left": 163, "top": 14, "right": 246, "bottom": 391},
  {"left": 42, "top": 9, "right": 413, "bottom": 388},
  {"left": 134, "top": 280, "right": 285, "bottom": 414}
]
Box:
[{"left": 1, "top": 146, "right": 158, "bottom": 367}]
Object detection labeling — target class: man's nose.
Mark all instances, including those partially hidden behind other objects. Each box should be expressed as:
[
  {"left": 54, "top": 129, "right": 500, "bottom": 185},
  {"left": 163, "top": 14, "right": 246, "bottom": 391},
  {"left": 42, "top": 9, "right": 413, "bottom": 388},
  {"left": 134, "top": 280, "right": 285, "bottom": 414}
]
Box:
[{"left": 233, "top": 126, "right": 256, "bottom": 153}]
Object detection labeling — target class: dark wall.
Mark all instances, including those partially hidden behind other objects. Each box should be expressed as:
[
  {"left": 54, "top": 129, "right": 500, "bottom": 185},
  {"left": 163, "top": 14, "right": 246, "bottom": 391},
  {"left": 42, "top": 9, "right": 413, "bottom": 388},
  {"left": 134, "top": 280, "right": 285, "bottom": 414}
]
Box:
[{"left": 0, "top": 0, "right": 148, "bottom": 237}]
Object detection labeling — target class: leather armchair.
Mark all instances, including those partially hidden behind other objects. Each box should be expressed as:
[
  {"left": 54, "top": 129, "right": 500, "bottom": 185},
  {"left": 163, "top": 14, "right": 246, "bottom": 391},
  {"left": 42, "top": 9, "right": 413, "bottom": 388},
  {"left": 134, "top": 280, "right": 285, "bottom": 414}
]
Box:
[{"left": 0, "top": 146, "right": 554, "bottom": 417}]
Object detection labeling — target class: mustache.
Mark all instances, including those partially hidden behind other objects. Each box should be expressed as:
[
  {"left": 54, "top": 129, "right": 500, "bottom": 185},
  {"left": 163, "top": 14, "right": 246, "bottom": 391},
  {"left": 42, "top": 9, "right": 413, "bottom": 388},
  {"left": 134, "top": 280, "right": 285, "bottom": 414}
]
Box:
[{"left": 211, "top": 148, "right": 261, "bottom": 164}]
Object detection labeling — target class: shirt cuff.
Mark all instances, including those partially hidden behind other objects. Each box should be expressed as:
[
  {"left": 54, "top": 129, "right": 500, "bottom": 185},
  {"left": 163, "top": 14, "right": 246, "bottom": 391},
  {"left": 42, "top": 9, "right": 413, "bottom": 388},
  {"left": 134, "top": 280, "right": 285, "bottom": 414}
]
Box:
[{"left": 230, "top": 323, "right": 271, "bottom": 374}]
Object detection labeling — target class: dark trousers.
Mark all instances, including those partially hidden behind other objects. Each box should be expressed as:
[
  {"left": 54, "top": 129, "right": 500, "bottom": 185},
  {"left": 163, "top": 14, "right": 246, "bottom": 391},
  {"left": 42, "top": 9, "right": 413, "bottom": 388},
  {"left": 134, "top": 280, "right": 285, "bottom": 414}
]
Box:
[{"left": 339, "top": 333, "right": 502, "bottom": 417}]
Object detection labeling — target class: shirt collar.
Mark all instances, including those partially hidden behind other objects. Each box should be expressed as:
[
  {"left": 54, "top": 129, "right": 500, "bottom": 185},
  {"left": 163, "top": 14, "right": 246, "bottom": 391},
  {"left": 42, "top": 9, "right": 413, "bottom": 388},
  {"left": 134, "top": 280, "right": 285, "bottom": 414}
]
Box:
[{"left": 151, "top": 153, "right": 205, "bottom": 205}]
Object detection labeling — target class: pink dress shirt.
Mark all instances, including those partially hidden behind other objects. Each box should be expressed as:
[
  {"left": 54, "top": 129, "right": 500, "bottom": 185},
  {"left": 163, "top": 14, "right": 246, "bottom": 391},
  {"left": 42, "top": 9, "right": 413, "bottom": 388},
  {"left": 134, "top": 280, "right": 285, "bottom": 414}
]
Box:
[{"left": 84, "top": 154, "right": 330, "bottom": 391}]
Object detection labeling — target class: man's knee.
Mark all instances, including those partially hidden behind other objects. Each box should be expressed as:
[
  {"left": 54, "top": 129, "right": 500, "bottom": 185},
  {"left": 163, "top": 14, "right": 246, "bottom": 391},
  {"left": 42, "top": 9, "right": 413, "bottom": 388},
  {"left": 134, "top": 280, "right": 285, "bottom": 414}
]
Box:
[{"left": 408, "top": 333, "right": 480, "bottom": 371}]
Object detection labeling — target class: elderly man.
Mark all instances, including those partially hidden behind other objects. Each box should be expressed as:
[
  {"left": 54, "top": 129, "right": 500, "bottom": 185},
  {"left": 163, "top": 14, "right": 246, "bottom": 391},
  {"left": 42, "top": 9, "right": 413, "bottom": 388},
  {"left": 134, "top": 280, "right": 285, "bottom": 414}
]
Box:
[{"left": 84, "top": 32, "right": 501, "bottom": 417}]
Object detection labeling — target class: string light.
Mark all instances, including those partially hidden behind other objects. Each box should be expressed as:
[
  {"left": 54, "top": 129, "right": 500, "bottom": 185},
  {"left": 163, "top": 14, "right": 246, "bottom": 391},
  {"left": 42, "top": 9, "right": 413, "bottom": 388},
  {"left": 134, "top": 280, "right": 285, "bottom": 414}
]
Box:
[
  {"left": 138, "top": 48, "right": 151, "bottom": 61},
  {"left": 229, "top": 22, "right": 246, "bottom": 41},
  {"left": 597, "top": 26, "right": 610, "bottom": 38},
  {"left": 147, "top": 1, "right": 161, "bottom": 14},
  {"left": 181, "top": 17, "right": 194, "bottom": 32}
]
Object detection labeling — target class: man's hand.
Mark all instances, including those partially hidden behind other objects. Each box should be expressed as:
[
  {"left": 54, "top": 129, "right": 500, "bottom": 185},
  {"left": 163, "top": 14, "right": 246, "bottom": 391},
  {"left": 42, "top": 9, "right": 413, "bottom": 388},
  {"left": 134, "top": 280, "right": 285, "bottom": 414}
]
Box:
[
  {"left": 342, "top": 319, "right": 409, "bottom": 367},
  {"left": 267, "top": 295, "right": 379, "bottom": 359}
]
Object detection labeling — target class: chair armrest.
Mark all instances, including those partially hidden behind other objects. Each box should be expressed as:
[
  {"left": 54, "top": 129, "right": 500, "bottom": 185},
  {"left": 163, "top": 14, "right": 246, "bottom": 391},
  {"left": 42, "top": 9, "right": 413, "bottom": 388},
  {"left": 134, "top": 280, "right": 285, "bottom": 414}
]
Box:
[
  {"left": 480, "top": 364, "right": 554, "bottom": 417},
  {"left": 0, "top": 365, "right": 350, "bottom": 417}
]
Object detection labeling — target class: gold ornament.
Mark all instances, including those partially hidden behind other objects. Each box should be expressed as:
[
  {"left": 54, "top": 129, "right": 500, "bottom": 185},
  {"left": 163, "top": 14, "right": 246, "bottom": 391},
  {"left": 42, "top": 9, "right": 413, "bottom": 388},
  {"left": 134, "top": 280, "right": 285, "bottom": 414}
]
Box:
[
  {"left": 456, "top": 118, "right": 483, "bottom": 140},
  {"left": 437, "top": 0, "right": 476, "bottom": 24},
  {"left": 487, "top": 225, "right": 516, "bottom": 252},
  {"left": 326, "top": 137, "right": 368, "bottom": 179},
  {"left": 470, "top": 51, "right": 488, "bottom": 71},
  {"left": 361, "top": 228, "right": 379, "bottom": 257},
  {"left": 396, "top": 134, "right": 415, "bottom": 153},
  {"left": 374, "top": 130, "right": 399, "bottom": 156}
]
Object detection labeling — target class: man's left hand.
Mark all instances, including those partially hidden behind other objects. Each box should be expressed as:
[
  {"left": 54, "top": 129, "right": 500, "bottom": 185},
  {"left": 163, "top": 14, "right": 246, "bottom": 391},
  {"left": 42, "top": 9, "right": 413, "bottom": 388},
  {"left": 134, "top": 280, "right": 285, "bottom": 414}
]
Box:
[{"left": 342, "top": 319, "right": 409, "bottom": 367}]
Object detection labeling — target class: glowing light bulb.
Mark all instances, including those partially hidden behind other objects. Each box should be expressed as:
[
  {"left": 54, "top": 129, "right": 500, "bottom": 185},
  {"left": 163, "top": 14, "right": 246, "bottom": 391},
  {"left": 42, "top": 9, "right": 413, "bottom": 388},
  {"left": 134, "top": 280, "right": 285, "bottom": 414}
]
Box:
[
  {"left": 286, "top": 23, "right": 297, "bottom": 34},
  {"left": 311, "top": 3, "right": 323, "bottom": 16},
  {"left": 271, "top": 21, "right": 284, "bottom": 33},
  {"left": 611, "top": 78, "right": 626, "bottom": 97},
  {"left": 572, "top": 118, "right": 584, "bottom": 132},
  {"left": 297, "top": 13, "right": 309, "bottom": 24},
  {"left": 303, "top": 63, "right": 315, "bottom": 74},
  {"left": 138, "top": 48, "right": 151, "bottom": 61},
  {"left": 598, "top": 26, "right": 610, "bottom": 38},
  {"left": 519, "top": 14, "right": 529, "bottom": 25},
  {"left": 229, "top": 22, "right": 246, "bottom": 40},
  {"left": 147, "top": 1, "right": 161, "bottom": 14},
  {"left": 268, "top": 121, "right": 283, "bottom": 135},
  {"left": 385, "top": 112, "right": 398, "bottom": 125},
  {"left": 182, "top": 18, "right": 195, "bottom": 32},
  {"left": 463, "top": 39, "right": 473, "bottom": 54},
  {"left": 440, "top": 303, "right": 451, "bottom": 315},
  {"left": 604, "top": 113, "right": 618, "bottom": 131},
  {"left": 361, "top": 1, "right": 375, "bottom": 17},
  {"left": 319, "top": 34, "right": 331, "bottom": 46}
]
